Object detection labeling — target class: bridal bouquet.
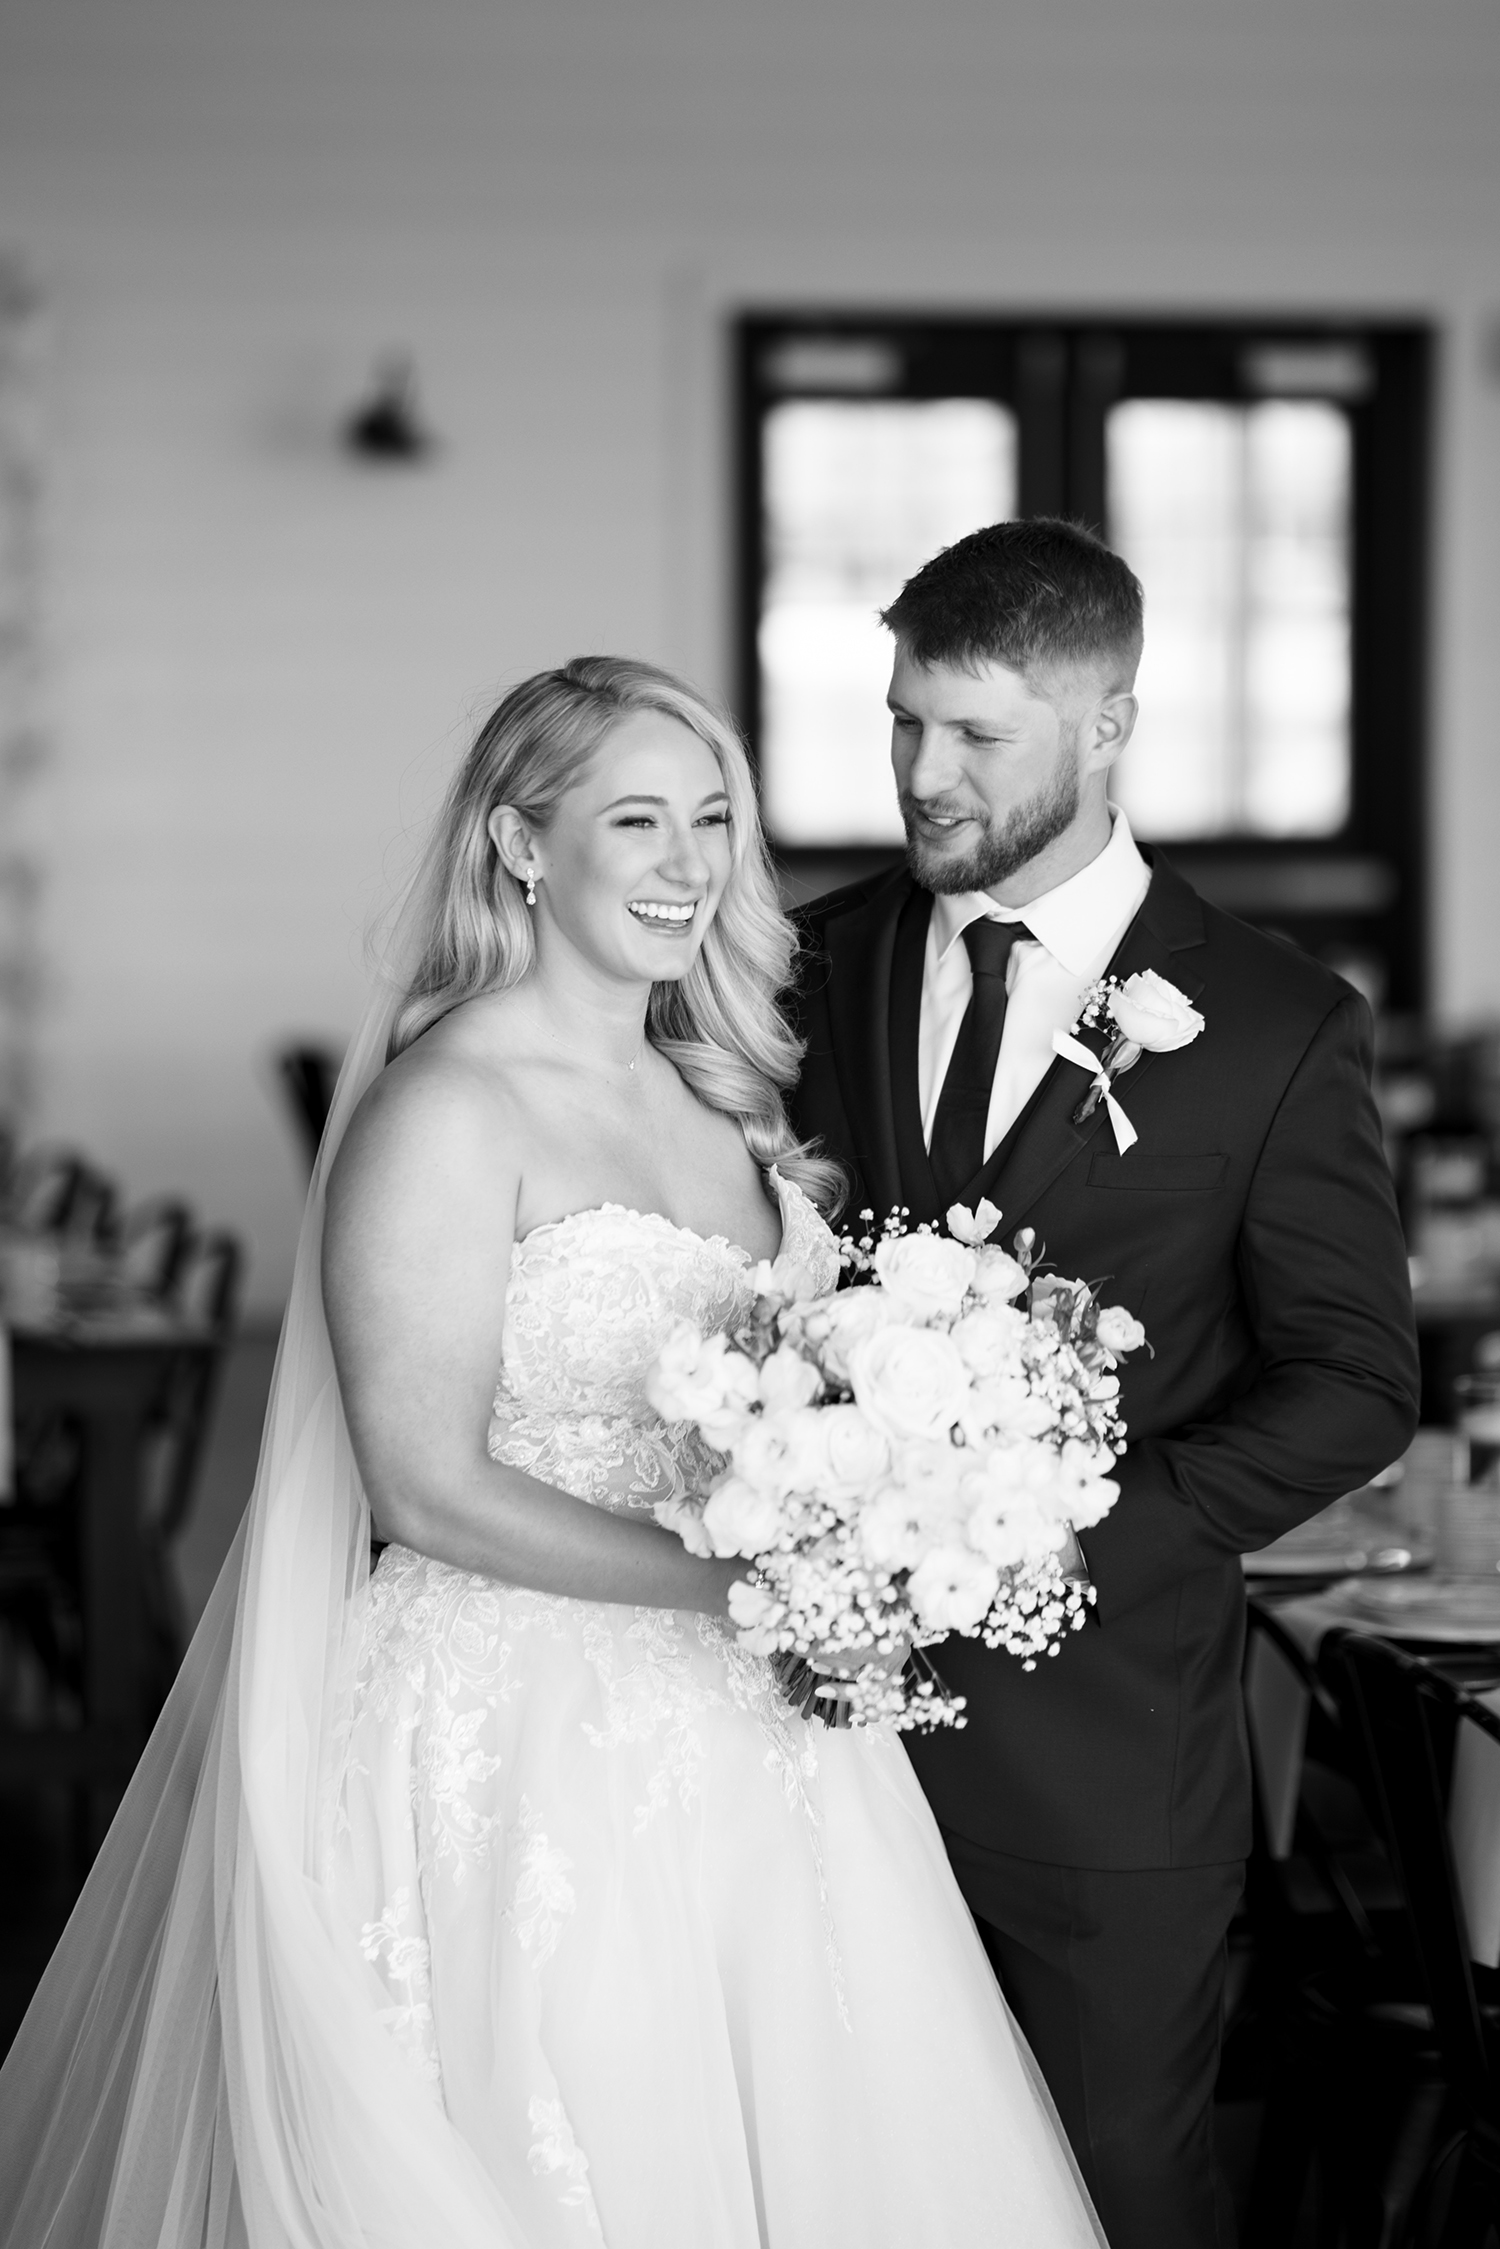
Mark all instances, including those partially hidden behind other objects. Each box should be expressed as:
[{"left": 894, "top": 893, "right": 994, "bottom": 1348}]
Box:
[{"left": 646, "top": 1200, "right": 1146, "bottom": 1730}]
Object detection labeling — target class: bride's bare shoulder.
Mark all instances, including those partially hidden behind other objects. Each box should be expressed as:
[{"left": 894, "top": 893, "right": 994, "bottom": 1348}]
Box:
[{"left": 325, "top": 994, "right": 538, "bottom": 1221}]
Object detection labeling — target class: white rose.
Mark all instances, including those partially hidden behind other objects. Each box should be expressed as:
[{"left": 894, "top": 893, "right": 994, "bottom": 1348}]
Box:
[
  {"left": 1094, "top": 1304, "right": 1147, "bottom": 1357},
  {"left": 872, "top": 1233, "right": 978, "bottom": 1324},
  {"left": 946, "top": 1197, "right": 1003, "bottom": 1246},
  {"left": 654, "top": 1496, "right": 716, "bottom": 1557},
  {"left": 757, "top": 1343, "right": 823, "bottom": 1413},
  {"left": 907, "top": 1546, "right": 1002, "bottom": 1635},
  {"left": 819, "top": 1403, "right": 891, "bottom": 1494},
  {"left": 970, "top": 1247, "right": 1030, "bottom": 1303},
  {"left": 814, "top": 1287, "right": 903, "bottom": 1384},
  {"left": 701, "top": 1473, "right": 788, "bottom": 1557},
  {"left": 846, "top": 1325, "right": 972, "bottom": 1445},
  {"left": 1108, "top": 970, "right": 1204, "bottom": 1054},
  {"left": 950, "top": 1305, "right": 1028, "bottom": 1377}
]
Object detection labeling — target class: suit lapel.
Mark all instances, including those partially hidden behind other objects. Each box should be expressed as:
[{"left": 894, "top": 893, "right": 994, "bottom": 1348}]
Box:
[
  {"left": 819, "top": 867, "right": 915, "bottom": 1221},
  {"left": 975, "top": 851, "right": 1208, "bottom": 1238}
]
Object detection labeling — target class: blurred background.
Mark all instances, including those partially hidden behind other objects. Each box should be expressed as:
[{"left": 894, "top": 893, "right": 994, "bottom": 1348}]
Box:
[{"left": 2, "top": 0, "right": 1500, "bottom": 2228}]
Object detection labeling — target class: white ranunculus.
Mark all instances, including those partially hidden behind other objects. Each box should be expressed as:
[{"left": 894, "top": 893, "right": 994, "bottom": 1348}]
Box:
[
  {"left": 907, "top": 1545, "right": 1002, "bottom": 1635},
  {"left": 654, "top": 1496, "right": 716, "bottom": 1557},
  {"left": 701, "top": 1474, "right": 788, "bottom": 1557},
  {"left": 970, "top": 1247, "right": 1030, "bottom": 1303},
  {"left": 964, "top": 1477, "right": 1058, "bottom": 1570},
  {"left": 726, "top": 1574, "right": 783, "bottom": 1651},
  {"left": 1060, "top": 1436, "right": 1117, "bottom": 1486},
  {"left": 1065, "top": 1475, "right": 1120, "bottom": 1530},
  {"left": 963, "top": 1374, "right": 1056, "bottom": 1442},
  {"left": 749, "top": 1253, "right": 820, "bottom": 1307},
  {"left": 647, "top": 1323, "right": 760, "bottom": 1448},
  {"left": 846, "top": 1324, "right": 972, "bottom": 1445},
  {"left": 813, "top": 1286, "right": 903, "bottom": 1384},
  {"left": 1094, "top": 1304, "right": 1147, "bottom": 1357},
  {"left": 857, "top": 1482, "right": 930, "bottom": 1570},
  {"left": 889, "top": 1442, "right": 969, "bottom": 1535},
  {"left": 946, "top": 1197, "right": 1003, "bottom": 1246},
  {"left": 950, "top": 1305, "right": 1028, "bottom": 1377},
  {"left": 733, "top": 1405, "right": 831, "bottom": 1495},
  {"left": 1108, "top": 970, "right": 1204, "bottom": 1054},
  {"left": 692, "top": 1353, "right": 763, "bottom": 1452},
  {"left": 819, "top": 1403, "right": 891, "bottom": 1494},
  {"left": 872, "top": 1233, "right": 978, "bottom": 1324},
  {"left": 757, "top": 1343, "right": 823, "bottom": 1413},
  {"left": 645, "top": 1321, "right": 729, "bottom": 1425}
]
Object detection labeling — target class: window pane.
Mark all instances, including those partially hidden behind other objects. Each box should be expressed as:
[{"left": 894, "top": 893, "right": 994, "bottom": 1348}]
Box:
[
  {"left": 759, "top": 399, "right": 1017, "bottom": 845},
  {"left": 1106, "top": 399, "right": 1352, "bottom": 840}
]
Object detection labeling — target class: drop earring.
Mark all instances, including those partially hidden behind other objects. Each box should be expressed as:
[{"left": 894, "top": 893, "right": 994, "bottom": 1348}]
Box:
[{"left": 524, "top": 864, "right": 537, "bottom": 909}]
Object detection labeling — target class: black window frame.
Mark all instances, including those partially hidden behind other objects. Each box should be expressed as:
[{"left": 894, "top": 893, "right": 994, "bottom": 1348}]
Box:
[{"left": 734, "top": 313, "right": 1431, "bottom": 1013}]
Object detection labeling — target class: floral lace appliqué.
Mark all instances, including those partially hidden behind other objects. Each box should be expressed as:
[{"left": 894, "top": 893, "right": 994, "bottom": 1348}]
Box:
[
  {"left": 527, "top": 2094, "right": 604, "bottom": 2235},
  {"left": 360, "top": 1886, "right": 443, "bottom": 2090},
  {"left": 503, "top": 1797, "right": 576, "bottom": 1971}
]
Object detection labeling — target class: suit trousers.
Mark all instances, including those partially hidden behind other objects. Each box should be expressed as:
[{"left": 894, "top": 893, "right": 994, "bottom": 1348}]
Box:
[{"left": 944, "top": 1832, "right": 1245, "bottom": 2249}]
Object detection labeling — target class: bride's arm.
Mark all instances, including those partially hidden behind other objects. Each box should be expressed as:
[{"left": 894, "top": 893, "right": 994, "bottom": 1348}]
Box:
[{"left": 321, "top": 1053, "right": 743, "bottom": 1617}]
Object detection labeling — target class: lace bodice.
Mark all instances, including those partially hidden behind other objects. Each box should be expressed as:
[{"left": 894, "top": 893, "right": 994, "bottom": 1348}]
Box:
[{"left": 487, "top": 1167, "right": 838, "bottom": 1518}]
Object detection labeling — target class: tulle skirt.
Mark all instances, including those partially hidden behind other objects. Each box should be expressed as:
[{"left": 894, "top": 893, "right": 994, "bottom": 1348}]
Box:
[{"left": 330, "top": 1544, "right": 1103, "bottom": 2249}]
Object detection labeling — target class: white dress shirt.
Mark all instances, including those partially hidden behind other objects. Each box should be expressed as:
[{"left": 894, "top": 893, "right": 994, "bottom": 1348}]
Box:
[{"left": 918, "top": 810, "right": 1152, "bottom": 1161}]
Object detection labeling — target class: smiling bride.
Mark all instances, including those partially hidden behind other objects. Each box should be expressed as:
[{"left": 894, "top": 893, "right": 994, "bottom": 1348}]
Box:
[{"left": 0, "top": 657, "right": 1103, "bottom": 2249}]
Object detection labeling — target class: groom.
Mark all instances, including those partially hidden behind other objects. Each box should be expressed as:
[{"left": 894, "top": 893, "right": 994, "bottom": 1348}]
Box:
[{"left": 788, "top": 519, "right": 1420, "bottom": 2248}]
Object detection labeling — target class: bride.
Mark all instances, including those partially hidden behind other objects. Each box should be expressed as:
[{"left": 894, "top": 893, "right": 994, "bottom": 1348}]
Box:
[{"left": 0, "top": 656, "right": 1103, "bottom": 2248}]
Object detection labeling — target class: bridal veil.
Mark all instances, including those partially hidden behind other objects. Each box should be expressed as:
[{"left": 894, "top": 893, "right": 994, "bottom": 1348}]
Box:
[{"left": 0, "top": 874, "right": 531, "bottom": 2248}]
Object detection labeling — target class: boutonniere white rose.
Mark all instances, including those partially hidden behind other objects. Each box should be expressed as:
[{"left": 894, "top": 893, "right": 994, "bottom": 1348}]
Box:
[{"left": 1051, "top": 970, "right": 1205, "bottom": 1155}]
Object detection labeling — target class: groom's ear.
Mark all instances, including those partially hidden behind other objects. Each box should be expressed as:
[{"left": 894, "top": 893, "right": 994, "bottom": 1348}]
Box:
[{"left": 1081, "top": 688, "right": 1138, "bottom": 775}]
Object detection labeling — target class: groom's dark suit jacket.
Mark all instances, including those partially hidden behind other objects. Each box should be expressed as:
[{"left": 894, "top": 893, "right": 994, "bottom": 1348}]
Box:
[{"left": 789, "top": 852, "right": 1420, "bottom": 1870}]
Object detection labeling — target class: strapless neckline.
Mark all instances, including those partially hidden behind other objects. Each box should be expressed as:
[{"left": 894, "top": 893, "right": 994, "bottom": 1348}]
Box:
[{"left": 514, "top": 1164, "right": 800, "bottom": 1268}]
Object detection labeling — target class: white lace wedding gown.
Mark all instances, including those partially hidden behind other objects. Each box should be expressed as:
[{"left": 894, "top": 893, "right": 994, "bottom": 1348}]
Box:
[{"left": 330, "top": 1169, "right": 1102, "bottom": 2249}]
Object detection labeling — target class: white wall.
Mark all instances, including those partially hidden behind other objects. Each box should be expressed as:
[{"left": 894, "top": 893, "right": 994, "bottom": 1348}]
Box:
[{"left": 2, "top": 0, "right": 1498, "bottom": 1310}]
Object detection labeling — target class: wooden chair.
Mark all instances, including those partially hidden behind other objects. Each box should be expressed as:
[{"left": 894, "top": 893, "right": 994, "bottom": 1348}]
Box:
[
  {"left": 276, "top": 1043, "right": 342, "bottom": 1175},
  {"left": 1324, "top": 1630, "right": 1500, "bottom": 2248},
  {"left": 1237, "top": 1601, "right": 1434, "bottom": 2245}
]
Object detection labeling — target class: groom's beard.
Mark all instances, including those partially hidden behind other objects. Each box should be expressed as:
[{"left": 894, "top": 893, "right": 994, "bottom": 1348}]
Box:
[{"left": 900, "top": 753, "right": 1080, "bottom": 897}]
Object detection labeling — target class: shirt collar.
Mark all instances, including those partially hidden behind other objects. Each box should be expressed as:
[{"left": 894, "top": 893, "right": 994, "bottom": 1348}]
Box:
[{"left": 930, "top": 809, "right": 1150, "bottom": 979}]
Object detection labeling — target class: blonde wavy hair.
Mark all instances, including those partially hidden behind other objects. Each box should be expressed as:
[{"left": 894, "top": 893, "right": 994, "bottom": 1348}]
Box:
[{"left": 389, "top": 656, "right": 844, "bottom": 1216}]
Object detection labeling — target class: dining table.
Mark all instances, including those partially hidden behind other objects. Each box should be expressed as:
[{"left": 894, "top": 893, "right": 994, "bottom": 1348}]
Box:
[
  {"left": 1245, "top": 1427, "right": 1500, "bottom": 1967},
  {"left": 0, "top": 1300, "right": 227, "bottom": 1851}
]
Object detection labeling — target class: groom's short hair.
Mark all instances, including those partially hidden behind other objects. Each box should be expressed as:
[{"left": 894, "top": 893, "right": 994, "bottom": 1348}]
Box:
[{"left": 881, "top": 517, "right": 1143, "bottom": 692}]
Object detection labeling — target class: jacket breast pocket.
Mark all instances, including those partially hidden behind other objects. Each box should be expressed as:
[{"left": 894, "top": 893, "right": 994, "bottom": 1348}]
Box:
[{"left": 1087, "top": 1152, "right": 1229, "bottom": 1192}]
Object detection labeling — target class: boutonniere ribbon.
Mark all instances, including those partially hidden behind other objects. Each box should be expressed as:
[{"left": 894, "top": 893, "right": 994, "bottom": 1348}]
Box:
[
  {"left": 1052, "top": 1028, "right": 1141, "bottom": 1154},
  {"left": 1053, "top": 970, "right": 1206, "bottom": 1158}
]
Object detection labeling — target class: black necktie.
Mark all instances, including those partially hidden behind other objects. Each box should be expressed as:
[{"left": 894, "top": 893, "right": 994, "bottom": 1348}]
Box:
[{"left": 929, "top": 919, "right": 1035, "bottom": 1205}]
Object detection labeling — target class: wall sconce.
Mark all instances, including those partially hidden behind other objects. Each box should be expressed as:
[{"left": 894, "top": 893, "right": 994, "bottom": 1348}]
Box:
[{"left": 341, "top": 353, "right": 435, "bottom": 463}]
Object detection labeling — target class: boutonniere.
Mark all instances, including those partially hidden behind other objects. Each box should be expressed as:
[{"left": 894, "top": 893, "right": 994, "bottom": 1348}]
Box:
[{"left": 1051, "top": 971, "right": 1205, "bottom": 1155}]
